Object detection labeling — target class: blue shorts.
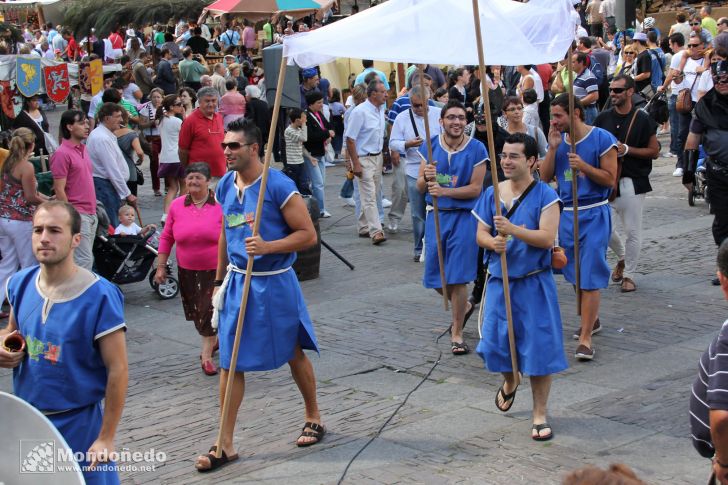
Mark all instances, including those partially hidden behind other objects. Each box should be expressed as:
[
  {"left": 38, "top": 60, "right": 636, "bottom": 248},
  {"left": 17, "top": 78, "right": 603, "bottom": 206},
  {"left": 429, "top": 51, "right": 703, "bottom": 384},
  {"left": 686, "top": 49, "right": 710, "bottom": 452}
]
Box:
[
  {"left": 423, "top": 209, "right": 478, "bottom": 288},
  {"left": 558, "top": 204, "right": 611, "bottom": 290}
]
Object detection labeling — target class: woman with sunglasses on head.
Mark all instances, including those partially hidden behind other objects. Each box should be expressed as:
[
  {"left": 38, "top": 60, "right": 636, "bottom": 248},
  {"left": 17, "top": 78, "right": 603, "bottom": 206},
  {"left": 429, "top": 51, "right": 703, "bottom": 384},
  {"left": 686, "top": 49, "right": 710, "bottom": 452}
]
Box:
[
  {"left": 157, "top": 94, "right": 186, "bottom": 224},
  {"left": 683, "top": 50, "right": 728, "bottom": 287}
]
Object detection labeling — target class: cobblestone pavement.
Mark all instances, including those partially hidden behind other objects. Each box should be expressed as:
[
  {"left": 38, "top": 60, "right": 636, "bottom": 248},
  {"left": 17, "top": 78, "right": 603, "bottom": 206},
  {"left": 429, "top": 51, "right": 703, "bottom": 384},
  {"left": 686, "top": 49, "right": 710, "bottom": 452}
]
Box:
[{"left": 1, "top": 127, "right": 723, "bottom": 484}]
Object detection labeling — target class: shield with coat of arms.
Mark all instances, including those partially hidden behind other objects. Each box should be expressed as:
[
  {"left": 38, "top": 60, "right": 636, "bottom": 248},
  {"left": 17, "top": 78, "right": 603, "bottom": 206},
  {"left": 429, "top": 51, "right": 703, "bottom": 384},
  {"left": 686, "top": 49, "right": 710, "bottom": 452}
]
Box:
[
  {"left": 43, "top": 64, "right": 70, "bottom": 103},
  {"left": 16, "top": 56, "right": 42, "bottom": 97}
]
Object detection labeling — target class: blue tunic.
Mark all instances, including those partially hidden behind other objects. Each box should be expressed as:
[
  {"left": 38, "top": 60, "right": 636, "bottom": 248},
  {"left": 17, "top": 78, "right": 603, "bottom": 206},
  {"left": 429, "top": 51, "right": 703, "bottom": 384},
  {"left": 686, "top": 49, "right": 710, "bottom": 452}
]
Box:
[
  {"left": 215, "top": 169, "right": 318, "bottom": 372},
  {"left": 472, "top": 182, "right": 568, "bottom": 376},
  {"left": 554, "top": 127, "right": 617, "bottom": 290},
  {"left": 422, "top": 136, "right": 488, "bottom": 288},
  {"left": 8, "top": 266, "right": 126, "bottom": 485}
]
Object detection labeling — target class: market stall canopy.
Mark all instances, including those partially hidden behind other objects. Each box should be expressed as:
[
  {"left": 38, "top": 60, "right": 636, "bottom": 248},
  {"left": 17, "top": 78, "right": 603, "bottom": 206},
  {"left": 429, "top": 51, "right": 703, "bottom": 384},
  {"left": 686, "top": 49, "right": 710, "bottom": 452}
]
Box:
[
  {"left": 283, "top": 0, "right": 575, "bottom": 68},
  {"left": 202, "top": 0, "right": 333, "bottom": 20},
  {"left": 0, "top": 0, "right": 62, "bottom": 10}
]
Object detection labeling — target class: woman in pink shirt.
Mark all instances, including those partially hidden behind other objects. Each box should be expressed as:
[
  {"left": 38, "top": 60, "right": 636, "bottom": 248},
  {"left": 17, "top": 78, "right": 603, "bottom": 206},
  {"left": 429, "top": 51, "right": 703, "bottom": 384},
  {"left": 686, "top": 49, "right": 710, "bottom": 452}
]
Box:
[
  {"left": 154, "top": 162, "right": 222, "bottom": 375},
  {"left": 218, "top": 79, "right": 246, "bottom": 129}
]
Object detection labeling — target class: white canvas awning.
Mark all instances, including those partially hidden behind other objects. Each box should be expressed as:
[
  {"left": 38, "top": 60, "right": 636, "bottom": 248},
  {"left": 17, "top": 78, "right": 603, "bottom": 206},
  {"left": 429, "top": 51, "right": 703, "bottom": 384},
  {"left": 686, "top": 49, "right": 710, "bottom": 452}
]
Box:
[
  {"left": 0, "top": 0, "right": 63, "bottom": 11},
  {"left": 283, "top": 0, "right": 576, "bottom": 68}
]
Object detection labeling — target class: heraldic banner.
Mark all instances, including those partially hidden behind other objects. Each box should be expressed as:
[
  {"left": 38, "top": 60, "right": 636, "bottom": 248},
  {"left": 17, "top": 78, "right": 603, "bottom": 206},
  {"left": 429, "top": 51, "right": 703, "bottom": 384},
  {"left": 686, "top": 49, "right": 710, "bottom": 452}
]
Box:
[
  {"left": 43, "top": 64, "right": 70, "bottom": 104},
  {"left": 16, "top": 56, "right": 41, "bottom": 97}
]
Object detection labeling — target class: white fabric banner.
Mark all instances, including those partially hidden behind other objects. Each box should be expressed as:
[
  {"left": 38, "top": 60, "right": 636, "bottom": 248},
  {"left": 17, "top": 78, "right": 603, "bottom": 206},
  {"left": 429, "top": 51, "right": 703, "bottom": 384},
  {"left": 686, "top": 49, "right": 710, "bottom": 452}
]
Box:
[{"left": 283, "top": 0, "right": 575, "bottom": 68}]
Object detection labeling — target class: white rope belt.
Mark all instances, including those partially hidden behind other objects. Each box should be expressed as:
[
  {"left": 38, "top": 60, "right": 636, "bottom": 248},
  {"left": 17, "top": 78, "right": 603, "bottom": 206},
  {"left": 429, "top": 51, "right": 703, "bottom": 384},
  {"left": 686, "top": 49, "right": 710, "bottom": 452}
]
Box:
[
  {"left": 563, "top": 199, "right": 609, "bottom": 211},
  {"left": 211, "top": 264, "right": 291, "bottom": 329}
]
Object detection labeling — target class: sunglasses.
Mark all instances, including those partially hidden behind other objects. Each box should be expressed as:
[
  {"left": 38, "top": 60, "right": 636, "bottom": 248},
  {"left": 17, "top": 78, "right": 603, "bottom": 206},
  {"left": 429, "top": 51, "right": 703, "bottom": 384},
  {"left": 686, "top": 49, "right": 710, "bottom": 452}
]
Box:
[
  {"left": 220, "top": 142, "right": 252, "bottom": 150},
  {"left": 688, "top": 43, "right": 702, "bottom": 48},
  {"left": 624, "top": 52, "right": 635, "bottom": 55},
  {"left": 609, "top": 87, "right": 628, "bottom": 93},
  {"left": 691, "top": 22, "right": 701, "bottom": 26}
]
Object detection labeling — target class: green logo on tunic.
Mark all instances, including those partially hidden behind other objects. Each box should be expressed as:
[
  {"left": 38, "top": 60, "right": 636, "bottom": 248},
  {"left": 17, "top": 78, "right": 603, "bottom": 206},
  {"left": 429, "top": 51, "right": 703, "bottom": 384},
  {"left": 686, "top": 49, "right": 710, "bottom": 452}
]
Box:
[
  {"left": 435, "top": 173, "right": 453, "bottom": 185},
  {"left": 564, "top": 168, "right": 573, "bottom": 182}
]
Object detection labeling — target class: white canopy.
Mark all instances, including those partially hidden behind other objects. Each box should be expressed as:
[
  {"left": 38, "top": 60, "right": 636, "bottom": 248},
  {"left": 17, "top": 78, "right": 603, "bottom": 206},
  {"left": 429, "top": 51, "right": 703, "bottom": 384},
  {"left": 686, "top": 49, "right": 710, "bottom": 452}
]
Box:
[{"left": 283, "top": 0, "right": 576, "bottom": 68}]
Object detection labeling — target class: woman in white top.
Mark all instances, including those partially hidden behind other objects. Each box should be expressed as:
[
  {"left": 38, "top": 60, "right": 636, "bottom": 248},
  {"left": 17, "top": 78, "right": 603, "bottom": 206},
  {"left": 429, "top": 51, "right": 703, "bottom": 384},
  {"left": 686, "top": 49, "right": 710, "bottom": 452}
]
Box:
[
  {"left": 140, "top": 88, "right": 165, "bottom": 196},
  {"left": 516, "top": 65, "right": 544, "bottom": 104},
  {"left": 156, "top": 94, "right": 186, "bottom": 222}
]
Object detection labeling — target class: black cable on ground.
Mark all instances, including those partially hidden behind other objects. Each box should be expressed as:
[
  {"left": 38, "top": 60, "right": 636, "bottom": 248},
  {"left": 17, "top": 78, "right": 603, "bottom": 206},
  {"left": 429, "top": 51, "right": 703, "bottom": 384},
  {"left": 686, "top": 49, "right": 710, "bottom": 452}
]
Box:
[{"left": 336, "top": 325, "right": 452, "bottom": 485}]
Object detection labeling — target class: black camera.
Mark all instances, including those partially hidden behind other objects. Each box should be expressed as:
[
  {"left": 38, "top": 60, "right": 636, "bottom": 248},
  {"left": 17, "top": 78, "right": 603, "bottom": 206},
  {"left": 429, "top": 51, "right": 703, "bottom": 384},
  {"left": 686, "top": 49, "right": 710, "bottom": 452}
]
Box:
[{"left": 474, "top": 112, "right": 486, "bottom": 125}]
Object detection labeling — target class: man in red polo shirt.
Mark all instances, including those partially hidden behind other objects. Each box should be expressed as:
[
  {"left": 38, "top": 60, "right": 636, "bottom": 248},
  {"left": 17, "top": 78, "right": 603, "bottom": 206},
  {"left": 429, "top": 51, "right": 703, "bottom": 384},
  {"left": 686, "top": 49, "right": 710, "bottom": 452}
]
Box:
[{"left": 178, "top": 86, "right": 227, "bottom": 185}]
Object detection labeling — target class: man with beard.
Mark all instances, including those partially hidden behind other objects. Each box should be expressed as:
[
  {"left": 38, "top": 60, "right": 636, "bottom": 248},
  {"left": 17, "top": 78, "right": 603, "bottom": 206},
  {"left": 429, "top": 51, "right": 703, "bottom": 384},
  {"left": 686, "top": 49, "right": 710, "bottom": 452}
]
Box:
[
  {"left": 594, "top": 75, "right": 659, "bottom": 293},
  {"left": 416, "top": 100, "right": 488, "bottom": 355},
  {"left": 195, "top": 118, "right": 323, "bottom": 472},
  {"left": 540, "top": 94, "right": 618, "bottom": 361},
  {"left": 684, "top": 51, "right": 728, "bottom": 286}
]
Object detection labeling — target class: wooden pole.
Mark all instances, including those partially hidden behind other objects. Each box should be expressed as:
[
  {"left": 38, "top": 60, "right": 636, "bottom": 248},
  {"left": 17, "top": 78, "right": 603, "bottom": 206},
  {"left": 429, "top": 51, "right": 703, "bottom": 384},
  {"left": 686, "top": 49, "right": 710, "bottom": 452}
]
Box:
[
  {"left": 419, "top": 67, "right": 449, "bottom": 312},
  {"left": 471, "top": 0, "right": 518, "bottom": 387},
  {"left": 566, "top": 47, "right": 582, "bottom": 316},
  {"left": 213, "top": 57, "right": 288, "bottom": 459}
]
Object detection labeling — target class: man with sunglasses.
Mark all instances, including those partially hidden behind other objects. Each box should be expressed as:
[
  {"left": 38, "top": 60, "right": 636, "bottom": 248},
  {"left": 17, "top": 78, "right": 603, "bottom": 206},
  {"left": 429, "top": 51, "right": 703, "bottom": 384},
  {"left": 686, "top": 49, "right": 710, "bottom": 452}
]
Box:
[
  {"left": 594, "top": 75, "right": 659, "bottom": 293},
  {"left": 672, "top": 32, "right": 714, "bottom": 178},
  {"left": 684, "top": 53, "right": 728, "bottom": 286},
  {"left": 416, "top": 100, "right": 488, "bottom": 356},
  {"left": 195, "top": 118, "right": 323, "bottom": 472}
]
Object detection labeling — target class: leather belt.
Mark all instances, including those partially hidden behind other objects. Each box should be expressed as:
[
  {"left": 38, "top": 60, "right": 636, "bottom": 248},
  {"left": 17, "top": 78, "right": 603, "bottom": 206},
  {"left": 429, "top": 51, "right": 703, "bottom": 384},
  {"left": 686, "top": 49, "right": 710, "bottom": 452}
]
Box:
[{"left": 360, "top": 152, "right": 381, "bottom": 157}]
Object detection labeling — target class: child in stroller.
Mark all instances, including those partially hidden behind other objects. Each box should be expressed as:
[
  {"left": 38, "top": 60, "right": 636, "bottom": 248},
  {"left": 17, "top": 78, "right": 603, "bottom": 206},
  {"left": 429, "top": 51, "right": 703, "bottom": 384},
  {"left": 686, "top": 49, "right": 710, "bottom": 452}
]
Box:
[{"left": 92, "top": 202, "right": 179, "bottom": 299}]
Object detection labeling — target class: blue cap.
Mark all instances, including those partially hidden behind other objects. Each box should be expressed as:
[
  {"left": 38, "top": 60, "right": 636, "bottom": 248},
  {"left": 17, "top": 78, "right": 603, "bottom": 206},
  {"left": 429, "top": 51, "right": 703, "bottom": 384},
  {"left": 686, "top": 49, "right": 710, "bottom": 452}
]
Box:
[{"left": 302, "top": 68, "right": 318, "bottom": 79}]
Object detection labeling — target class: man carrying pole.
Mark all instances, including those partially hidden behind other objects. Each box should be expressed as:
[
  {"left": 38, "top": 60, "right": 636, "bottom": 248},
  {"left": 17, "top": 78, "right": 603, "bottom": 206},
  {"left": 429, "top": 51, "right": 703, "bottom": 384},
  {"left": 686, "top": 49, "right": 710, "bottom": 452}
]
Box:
[
  {"left": 416, "top": 100, "right": 488, "bottom": 355},
  {"left": 473, "top": 132, "right": 567, "bottom": 441},
  {"left": 195, "top": 118, "right": 324, "bottom": 472},
  {"left": 540, "top": 94, "right": 618, "bottom": 361}
]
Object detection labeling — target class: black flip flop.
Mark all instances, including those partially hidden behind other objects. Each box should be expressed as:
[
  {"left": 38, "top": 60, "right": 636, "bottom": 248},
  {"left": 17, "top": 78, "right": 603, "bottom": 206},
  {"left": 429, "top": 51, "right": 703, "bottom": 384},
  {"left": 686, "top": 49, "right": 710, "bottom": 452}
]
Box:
[
  {"left": 495, "top": 383, "right": 517, "bottom": 412},
  {"left": 532, "top": 422, "right": 553, "bottom": 441},
  {"left": 196, "top": 445, "right": 239, "bottom": 473}
]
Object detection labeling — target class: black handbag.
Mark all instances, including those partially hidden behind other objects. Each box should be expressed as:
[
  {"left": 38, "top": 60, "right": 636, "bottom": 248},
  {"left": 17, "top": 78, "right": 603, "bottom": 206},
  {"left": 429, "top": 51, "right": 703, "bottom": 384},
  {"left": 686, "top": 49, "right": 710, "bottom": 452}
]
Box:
[{"left": 135, "top": 166, "right": 145, "bottom": 185}]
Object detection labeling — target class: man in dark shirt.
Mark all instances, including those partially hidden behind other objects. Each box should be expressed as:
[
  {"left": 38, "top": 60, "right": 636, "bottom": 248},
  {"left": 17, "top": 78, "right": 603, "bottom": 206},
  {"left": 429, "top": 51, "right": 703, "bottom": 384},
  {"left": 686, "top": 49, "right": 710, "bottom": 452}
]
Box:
[
  {"left": 186, "top": 27, "right": 209, "bottom": 56},
  {"left": 690, "top": 239, "right": 728, "bottom": 484},
  {"left": 155, "top": 48, "right": 177, "bottom": 95},
  {"left": 632, "top": 32, "right": 653, "bottom": 95},
  {"left": 594, "top": 74, "right": 658, "bottom": 293},
  {"left": 684, "top": 56, "right": 728, "bottom": 286},
  {"left": 244, "top": 85, "right": 271, "bottom": 158}
]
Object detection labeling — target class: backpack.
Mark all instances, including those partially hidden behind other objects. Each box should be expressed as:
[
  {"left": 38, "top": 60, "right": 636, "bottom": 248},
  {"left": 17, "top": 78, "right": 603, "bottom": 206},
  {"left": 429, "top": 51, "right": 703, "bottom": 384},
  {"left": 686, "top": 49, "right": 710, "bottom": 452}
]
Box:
[
  {"left": 648, "top": 48, "right": 665, "bottom": 90},
  {"left": 588, "top": 53, "right": 605, "bottom": 86}
]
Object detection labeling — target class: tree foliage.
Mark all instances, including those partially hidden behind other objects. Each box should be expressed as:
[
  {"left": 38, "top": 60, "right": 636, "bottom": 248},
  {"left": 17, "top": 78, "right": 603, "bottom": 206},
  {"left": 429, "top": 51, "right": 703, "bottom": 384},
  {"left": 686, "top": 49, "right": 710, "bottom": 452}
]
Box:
[{"left": 63, "top": 0, "right": 209, "bottom": 38}]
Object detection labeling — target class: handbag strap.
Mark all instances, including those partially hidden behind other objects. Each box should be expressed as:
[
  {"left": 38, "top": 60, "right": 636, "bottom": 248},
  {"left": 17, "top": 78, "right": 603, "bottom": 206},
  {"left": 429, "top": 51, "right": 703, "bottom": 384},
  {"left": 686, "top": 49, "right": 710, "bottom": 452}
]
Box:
[
  {"left": 408, "top": 107, "right": 420, "bottom": 138},
  {"left": 505, "top": 179, "right": 537, "bottom": 219},
  {"left": 621, "top": 109, "right": 640, "bottom": 146}
]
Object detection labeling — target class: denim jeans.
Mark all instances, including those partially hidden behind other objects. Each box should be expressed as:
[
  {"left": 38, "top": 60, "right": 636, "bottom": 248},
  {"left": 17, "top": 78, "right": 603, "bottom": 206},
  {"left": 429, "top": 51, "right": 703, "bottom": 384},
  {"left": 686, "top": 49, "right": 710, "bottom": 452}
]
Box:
[
  {"left": 676, "top": 110, "right": 692, "bottom": 170},
  {"left": 304, "top": 155, "right": 326, "bottom": 213},
  {"left": 668, "top": 94, "right": 679, "bottom": 155},
  {"left": 584, "top": 104, "right": 598, "bottom": 125},
  {"left": 94, "top": 177, "right": 122, "bottom": 227},
  {"left": 406, "top": 175, "right": 426, "bottom": 256}
]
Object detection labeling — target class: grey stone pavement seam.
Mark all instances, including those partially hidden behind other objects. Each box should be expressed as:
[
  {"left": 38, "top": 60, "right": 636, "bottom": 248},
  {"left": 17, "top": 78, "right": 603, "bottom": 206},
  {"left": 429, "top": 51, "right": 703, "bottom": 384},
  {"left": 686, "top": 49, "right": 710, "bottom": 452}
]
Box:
[{"left": 0, "top": 123, "right": 722, "bottom": 484}]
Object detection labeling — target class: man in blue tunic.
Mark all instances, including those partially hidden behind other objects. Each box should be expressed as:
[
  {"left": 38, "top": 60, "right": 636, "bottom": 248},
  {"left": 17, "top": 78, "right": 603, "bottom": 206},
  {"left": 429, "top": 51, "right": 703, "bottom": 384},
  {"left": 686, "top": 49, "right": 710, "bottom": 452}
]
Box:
[
  {"left": 0, "top": 201, "right": 128, "bottom": 484},
  {"left": 472, "top": 133, "right": 567, "bottom": 441},
  {"left": 196, "top": 118, "right": 323, "bottom": 472},
  {"left": 416, "top": 100, "right": 488, "bottom": 355},
  {"left": 540, "top": 94, "right": 618, "bottom": 361}
]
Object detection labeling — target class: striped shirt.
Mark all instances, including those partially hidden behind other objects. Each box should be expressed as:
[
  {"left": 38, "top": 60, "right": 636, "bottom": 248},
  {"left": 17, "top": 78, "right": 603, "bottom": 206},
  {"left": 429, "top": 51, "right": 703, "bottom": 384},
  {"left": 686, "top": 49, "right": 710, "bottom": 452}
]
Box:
[
  {"left": 284, "top": 125, "right": 307, "bottom": 165},
  {"left": 690, "top": 319, "right": 728, "bottom": 458},
  {"left": 573, "top": 68, "right": 599, "bottom": 107}
]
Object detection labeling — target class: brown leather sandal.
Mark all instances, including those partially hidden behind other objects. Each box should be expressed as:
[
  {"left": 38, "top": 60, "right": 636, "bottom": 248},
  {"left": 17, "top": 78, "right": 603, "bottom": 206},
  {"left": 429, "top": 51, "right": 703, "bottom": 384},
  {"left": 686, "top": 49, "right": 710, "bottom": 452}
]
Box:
[
  {"left": 611, "top": 260, "right": 625, "bottom": 282},
  {"left": 621, "top": 277, "right": 636, "bottom": 293}
]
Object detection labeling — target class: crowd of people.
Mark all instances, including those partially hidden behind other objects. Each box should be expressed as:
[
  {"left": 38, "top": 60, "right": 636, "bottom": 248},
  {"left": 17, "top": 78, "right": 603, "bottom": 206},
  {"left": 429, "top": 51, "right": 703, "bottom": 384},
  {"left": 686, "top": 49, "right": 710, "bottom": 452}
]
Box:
[{"left": 0, "top": 1, "right": 728, "bottom": 482}]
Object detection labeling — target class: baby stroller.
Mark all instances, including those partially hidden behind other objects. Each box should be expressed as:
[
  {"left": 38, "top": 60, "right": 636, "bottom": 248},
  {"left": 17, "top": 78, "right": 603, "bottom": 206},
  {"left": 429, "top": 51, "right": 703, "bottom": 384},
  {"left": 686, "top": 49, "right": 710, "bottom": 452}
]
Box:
[
  {"left": 688, "top": 146, "right": 709, "bottom": 207},
  {"left": 92, "top": 202, "right": 179, "bottom": 299}
]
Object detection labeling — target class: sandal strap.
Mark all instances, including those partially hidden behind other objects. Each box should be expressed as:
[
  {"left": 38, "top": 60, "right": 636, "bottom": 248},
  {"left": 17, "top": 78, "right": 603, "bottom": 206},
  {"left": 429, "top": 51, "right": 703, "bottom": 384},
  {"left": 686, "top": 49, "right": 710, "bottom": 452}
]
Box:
[
  {"left": 533, "top": 422, "right": 551, "bottom": 431},
  {"left": 498, "top": 386, "right": 517, "bottom": 401},
  {"left": 302, "top": 421, "right": 324, "bottom": 433},
  {"left": 299, "top": 431, "right": 321, "bottom": 438}
]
